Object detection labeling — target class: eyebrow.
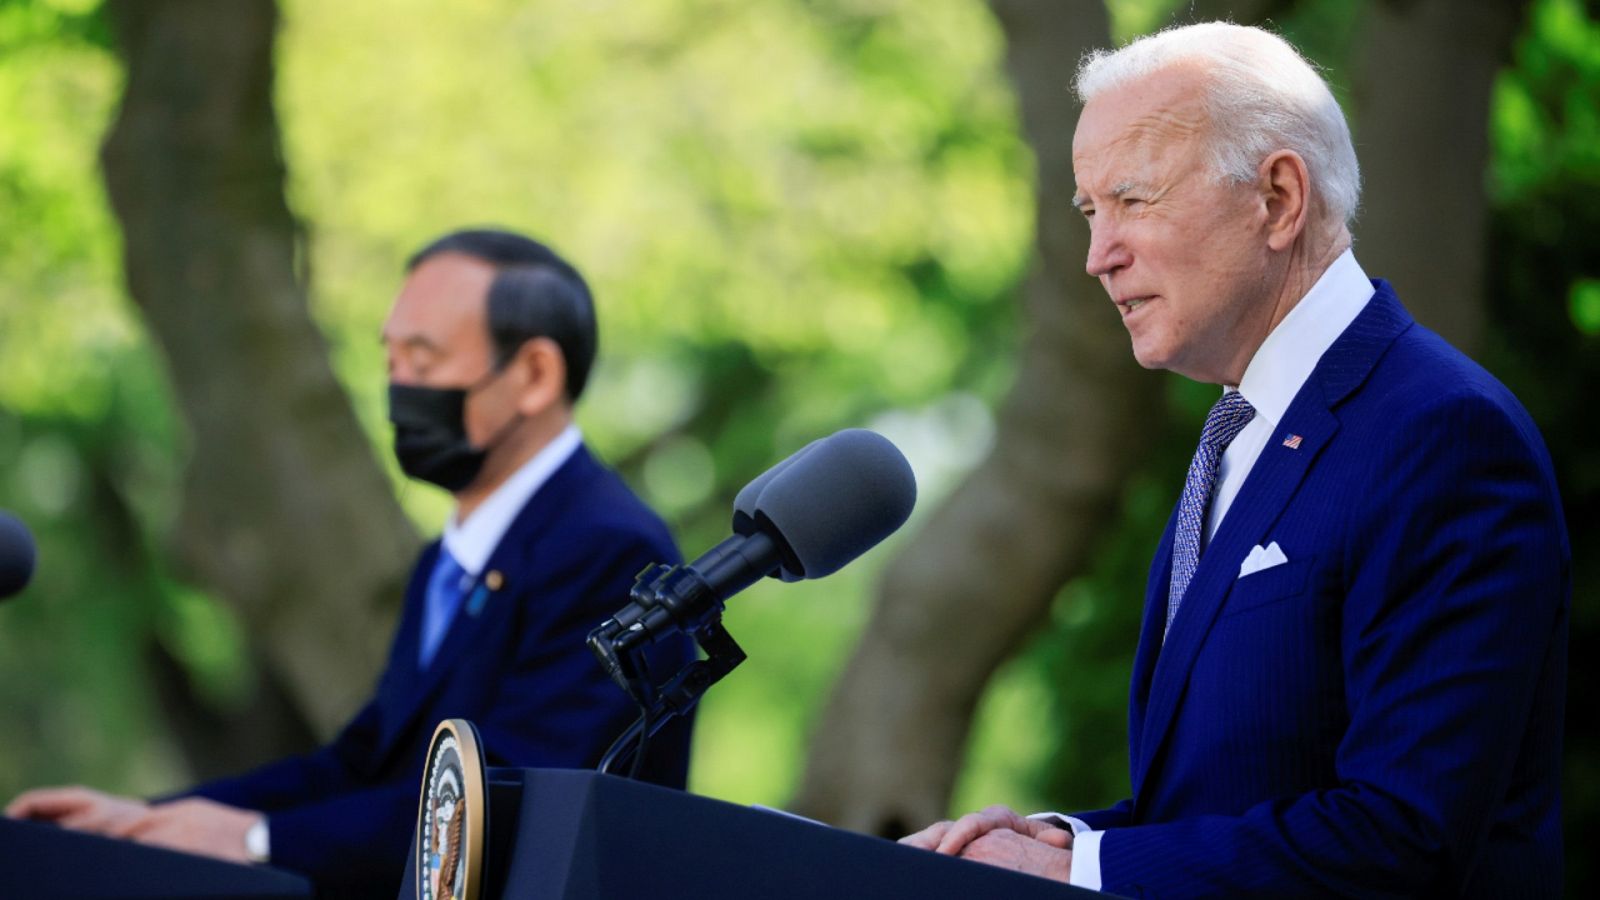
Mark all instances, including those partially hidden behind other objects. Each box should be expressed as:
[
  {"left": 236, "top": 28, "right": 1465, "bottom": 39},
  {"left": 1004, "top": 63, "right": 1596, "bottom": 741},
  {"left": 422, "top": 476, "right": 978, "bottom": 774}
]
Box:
[
  {"left": 379, "top": 330, "right": 444, "bottom": 355},
  {"left": 1071, "top": 180, "right": 1144, "bottom": 210}
]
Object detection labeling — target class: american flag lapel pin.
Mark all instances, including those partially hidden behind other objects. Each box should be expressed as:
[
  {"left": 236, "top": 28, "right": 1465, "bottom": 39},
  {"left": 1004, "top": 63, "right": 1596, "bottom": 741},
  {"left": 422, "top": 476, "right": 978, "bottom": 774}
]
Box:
[{"left": 1282, "top": 432, "right": 1303, "bottom": 450}]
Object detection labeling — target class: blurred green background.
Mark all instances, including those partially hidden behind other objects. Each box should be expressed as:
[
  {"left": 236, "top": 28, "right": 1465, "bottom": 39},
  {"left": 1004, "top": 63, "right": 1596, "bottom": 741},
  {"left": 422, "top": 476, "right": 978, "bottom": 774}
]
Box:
[{"left": 2, "top": 0, "right": 1597, "bottom": 889}]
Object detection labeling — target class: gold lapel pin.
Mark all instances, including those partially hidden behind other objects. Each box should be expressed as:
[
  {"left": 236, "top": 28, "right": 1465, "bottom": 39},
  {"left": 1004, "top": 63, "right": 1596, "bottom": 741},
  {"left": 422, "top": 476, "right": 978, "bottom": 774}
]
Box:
[{"left": 485, "top": 570, "right": 505, "bottom": 591}]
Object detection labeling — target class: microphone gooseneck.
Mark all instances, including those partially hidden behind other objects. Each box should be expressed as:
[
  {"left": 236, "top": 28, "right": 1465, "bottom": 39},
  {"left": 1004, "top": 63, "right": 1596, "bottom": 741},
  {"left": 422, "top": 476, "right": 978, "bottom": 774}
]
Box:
[{"left": 588, "top": 428, "right": 916, "bottom": 778}]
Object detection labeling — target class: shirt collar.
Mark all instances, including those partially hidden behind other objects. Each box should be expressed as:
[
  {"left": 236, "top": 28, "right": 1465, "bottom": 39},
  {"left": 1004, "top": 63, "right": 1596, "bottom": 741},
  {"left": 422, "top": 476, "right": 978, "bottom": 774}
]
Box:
[
  {"left": 1235, "top": 249, "right": 1374, "bottom": 427},
  {"left": 441, "top": 424, "right": 583, "bottom": 576}
]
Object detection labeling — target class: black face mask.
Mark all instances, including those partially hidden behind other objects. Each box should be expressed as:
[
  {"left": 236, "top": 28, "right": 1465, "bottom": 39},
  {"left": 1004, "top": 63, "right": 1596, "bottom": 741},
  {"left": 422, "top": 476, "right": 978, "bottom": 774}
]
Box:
[{"left": 389, "top": 372, "right": 511, "bottom": 492}]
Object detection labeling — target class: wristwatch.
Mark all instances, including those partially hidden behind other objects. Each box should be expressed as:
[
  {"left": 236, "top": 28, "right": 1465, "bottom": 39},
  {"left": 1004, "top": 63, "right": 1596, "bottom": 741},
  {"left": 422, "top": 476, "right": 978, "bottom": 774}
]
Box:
[{"left": 245, "top": 817, "right": 271, "bottom": 863}]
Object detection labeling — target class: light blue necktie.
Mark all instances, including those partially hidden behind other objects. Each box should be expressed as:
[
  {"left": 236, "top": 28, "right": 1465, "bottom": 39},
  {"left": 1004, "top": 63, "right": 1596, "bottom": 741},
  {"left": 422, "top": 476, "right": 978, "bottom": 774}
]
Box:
[
  {"left": 1167, "top": 391, "right": 1256, "bottom": 634},
  {"left": 419, "top": 546, "right": 471, "bottom": 668}
]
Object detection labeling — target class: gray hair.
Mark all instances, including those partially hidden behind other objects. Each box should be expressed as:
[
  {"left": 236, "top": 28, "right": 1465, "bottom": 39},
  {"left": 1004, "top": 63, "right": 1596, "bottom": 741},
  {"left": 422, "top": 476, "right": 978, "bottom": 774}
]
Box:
[{"left": 1075, "top": 22, "right": 1360, "bottom": 227}]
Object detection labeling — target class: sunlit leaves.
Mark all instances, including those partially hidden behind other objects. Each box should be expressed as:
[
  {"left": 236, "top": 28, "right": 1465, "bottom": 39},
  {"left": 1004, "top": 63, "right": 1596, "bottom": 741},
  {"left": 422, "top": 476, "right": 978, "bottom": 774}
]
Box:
[
  {"left": 1492, "top": 0, "right": 1600, "bottom": 200},
  {"left": 0, "top": 19, "right": 129, "bottom": 416},
  {"left": 1570, "top": 278, "right": 1600, "bottom": 335},
  {"left": 275, "top": 0, "right": 1030, "bottom": 462}
]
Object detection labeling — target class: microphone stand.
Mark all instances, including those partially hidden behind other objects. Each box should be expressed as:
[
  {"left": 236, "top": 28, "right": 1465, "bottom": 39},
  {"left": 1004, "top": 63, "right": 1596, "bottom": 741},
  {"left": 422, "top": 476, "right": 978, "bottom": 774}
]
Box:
[{"left": 591, "top": 567, "right": 750, "bottom": 778}]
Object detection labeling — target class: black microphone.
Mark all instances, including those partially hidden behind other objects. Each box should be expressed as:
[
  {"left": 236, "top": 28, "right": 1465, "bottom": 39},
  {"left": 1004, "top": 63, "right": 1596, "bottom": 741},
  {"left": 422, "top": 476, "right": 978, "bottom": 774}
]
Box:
[
  {"left": 0, "top": 511, "right": 37, "bottom": 601},
  {"left": 745, "top": 428, "right": 919, "bottom": 582},
  {"left": 589, "top": 430, "right": 916, "bottom": 777},
  {"left": 608, "top": 428, "right": 916, "bottom": 653},
  {"left": 592, "top": 434, "right": 830, "bottom": 648}
]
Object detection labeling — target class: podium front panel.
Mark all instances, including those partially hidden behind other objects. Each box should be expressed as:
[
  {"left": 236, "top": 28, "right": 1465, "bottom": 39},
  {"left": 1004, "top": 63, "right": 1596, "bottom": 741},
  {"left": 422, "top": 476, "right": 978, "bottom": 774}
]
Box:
[{"left": 2, "top": 817, "right": 311, "bottom": 900}]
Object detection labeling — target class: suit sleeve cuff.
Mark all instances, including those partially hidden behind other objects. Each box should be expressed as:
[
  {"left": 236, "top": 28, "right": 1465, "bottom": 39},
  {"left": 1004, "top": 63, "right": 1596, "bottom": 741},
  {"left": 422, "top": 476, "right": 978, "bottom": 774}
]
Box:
[{"left": 1026, "top": 813, "right": 1102, "bottom": 891}]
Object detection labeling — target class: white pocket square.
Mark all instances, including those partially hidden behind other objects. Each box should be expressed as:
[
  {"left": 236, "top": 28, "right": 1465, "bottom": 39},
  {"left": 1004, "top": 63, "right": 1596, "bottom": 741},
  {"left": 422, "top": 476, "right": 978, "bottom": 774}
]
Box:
[{"left": 1238, "top": 541, "right": 1288, "bottom": 578}]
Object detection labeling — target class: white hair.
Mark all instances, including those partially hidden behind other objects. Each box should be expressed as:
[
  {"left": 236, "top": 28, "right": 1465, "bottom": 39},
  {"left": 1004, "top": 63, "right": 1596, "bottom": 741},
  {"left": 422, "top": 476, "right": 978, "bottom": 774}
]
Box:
[{"left": 1075, "top": 22, "right": 1361, "bottom": 227}]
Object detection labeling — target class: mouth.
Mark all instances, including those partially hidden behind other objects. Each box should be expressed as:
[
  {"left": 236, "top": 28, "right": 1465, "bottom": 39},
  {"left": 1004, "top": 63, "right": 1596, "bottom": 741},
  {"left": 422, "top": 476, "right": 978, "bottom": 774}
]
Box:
[{"left": 1115, "top": 295, "right": 1155, "bottom": 317}]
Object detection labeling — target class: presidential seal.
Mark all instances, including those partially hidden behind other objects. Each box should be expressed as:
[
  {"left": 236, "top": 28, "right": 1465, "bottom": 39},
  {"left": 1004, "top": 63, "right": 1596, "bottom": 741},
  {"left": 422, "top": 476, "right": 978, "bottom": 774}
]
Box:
[{"left": 417, "top": 719, "right": 486, "bottom": 900}]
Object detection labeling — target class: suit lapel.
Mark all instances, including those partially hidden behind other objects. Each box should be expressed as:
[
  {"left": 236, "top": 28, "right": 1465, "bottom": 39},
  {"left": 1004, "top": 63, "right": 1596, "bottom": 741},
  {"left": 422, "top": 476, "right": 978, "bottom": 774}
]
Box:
[
  {"left": 374, "top": 544, "right": 437, "bottom": 717},
  {"left": 1134, "top": 402, "right": 1337, "bottom": 791},
  {"left": 1128, "top": 506, "right": 1178, "bottom": 774},
  {"left": 371, "top": 446, "right": 601, "bottom": 761},
  {"left": 1131, "top": 283, "right": 1413, "bottom": 795}
]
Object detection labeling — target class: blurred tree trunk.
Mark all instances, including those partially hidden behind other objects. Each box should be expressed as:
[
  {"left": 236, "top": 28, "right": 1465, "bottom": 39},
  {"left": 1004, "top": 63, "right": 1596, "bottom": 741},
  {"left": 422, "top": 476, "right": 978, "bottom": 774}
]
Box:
[
  {"left": 101, "top": 0, "right": 419, "bottom": 772},
  {"left": 1179, "top": 0, "right": 1294, "bottom": 25},
  {"left": 1350, "top": 0, "right": 1529, "bottom": 354},
  {"left": 792, "top": 0, "right": 1167, "bottom": 836}
]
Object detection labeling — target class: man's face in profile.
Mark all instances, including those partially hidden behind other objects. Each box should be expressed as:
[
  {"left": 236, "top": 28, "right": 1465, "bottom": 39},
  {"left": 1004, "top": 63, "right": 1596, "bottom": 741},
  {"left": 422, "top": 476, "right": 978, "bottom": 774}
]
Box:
[
  {"left": 383, "top": 253, "right": 521, "bottom": 451},
  {"left": 1071, "top": 66, "right": 1278, "bottom": 385}
]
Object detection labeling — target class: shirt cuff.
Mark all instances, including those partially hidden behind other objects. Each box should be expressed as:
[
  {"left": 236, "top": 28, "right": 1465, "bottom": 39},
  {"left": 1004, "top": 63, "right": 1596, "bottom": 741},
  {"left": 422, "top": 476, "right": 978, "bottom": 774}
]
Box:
[
  {"left": 245, "top": 815, "right": 271, "bottom": 863},
  {"left": 1068, "top": 829, "right": 1103, "bottom": 890},
  {"left": 1026, "top": 813, "right": 1102, "bottom": 891}
]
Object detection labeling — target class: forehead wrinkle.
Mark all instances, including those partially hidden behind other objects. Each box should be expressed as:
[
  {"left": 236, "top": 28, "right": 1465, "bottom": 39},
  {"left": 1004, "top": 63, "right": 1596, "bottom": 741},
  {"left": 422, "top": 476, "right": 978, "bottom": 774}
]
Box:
[
  {"left": 1081, "top": 116, "right": 1209, "bottom": 203},
  {"left": 1109, "top": 107, "right": 1207, "bottom": 161}
]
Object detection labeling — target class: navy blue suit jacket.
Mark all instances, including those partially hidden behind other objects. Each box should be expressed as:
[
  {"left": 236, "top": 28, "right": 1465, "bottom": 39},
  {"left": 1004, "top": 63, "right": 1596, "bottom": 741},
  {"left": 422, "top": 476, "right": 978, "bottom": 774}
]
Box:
[
  {"left": 1075, "top": 284, "right": 1569, "bottom": 898},
  {"left": 187, "top": 446, "right": 693, "bottom": 897}
]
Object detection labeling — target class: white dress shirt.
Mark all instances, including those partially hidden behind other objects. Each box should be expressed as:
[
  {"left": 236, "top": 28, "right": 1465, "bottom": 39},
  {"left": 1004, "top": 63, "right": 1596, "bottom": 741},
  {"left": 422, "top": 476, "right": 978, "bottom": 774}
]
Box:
[
  {"left": 1209, "top": 250, "right": 1374, "bottom": 540},
  {"left": 441, "top": 424, "right": 583, "bottom": 577},
  {"left": 1041, "top": 250, "right": 1374, "bottom": 891}
]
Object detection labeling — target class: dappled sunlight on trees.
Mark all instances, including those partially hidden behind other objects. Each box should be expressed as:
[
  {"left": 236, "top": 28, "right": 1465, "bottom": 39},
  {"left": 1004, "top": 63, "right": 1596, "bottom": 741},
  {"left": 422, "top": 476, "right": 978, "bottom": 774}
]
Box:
[{"left": 1, "top": 0, "right": 1597, "bottom": 889}]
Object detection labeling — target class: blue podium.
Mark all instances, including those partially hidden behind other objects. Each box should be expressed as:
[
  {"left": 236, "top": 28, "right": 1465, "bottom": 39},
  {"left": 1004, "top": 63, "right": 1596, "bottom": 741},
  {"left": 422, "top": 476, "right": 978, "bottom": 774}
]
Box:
[
  {"left": 1, "top": 815, "right": 310, "bottom": 899},
  {"left": 400, "top": 768, "right": 1105, "bottom": 899}
]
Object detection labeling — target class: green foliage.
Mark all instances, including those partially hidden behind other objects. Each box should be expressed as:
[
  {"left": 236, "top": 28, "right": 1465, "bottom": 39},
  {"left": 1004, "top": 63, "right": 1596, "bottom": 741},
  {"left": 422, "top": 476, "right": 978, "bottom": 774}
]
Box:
[
  {"left": 0, "top": 0, "right": 111, "bottom": 54},
  {"left": 0, "top": 399, "right": 204, "bottom": 799},
  {"left": 1492, "top": 0, "right": 1600, "bottom": 201},
  {"left": 1484, "top": 1, "right": 1600, "bottom": 890},
  {"left": 0, "top": 0, "right": 1034, "bottom": 808},
  {"left": 276, "top": 0, "right": 1029, "bottom": 447},
  {"left": 1106, "top": 0, "right": 1183, "bottom": 43},
  {"left": 0, "top": 0, "right": 195, "bottom": 800},
  {"left": 0, "top": 5, "right": 125, "bottom": 419},
  {"left": 268, "top": 0, "right": 1037, "bottom": 805},
  {"left": 1571, "top": 278, "right": 1600, "bottom": 335}
]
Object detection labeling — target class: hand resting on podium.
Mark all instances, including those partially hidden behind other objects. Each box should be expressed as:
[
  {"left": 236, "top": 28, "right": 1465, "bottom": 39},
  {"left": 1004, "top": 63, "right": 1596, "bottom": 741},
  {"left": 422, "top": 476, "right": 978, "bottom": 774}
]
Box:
[
  {"left": 7, "top": 786, "right": 263, "bottom": 863},
  {"left": 899, "top": 804, "right": 1075, "bottom": 883}
]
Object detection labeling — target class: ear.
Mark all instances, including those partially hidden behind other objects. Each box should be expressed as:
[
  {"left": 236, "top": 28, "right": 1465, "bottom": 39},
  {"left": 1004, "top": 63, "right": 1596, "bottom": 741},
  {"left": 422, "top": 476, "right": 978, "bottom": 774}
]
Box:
[
  {"left": 507, "top": 337, "right": 568, "bottom": 416},
  {"left": 1258, "top": 149, "right": 1311, "bottom": 252}
]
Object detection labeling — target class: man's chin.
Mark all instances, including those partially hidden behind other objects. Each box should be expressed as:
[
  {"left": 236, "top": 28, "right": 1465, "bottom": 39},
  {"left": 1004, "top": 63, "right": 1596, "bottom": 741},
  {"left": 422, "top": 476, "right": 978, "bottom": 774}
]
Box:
[{"left": 1128, "top": 341, "right": 1171, "bottom": 372}]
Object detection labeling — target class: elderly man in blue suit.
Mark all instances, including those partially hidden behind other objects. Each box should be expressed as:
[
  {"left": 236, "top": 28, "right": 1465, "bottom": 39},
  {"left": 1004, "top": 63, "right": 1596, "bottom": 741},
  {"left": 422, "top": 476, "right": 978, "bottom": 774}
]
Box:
[
  {"left": 8, "top": 229, "right": 694, "bottom": 897},
  {"left": 902, "top": 23, "right": 1568, "bottom": 898}
]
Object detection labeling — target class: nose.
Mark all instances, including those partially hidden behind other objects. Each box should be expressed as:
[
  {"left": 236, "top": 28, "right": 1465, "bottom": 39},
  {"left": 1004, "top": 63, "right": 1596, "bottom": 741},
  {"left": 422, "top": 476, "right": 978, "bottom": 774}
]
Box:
[{"left": 1085, "top": 218, "right": 1131, "bottom": 278}]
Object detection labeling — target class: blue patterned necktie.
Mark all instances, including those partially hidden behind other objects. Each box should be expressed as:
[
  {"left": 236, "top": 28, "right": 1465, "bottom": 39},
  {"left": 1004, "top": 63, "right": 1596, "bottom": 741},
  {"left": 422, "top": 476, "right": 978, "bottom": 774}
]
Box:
[
  {"left": 419, "top": 546, "right": 471, "bottom": 668},
  {"left": 1167, "top": 390, "right": 1256, "bottom": 634}
]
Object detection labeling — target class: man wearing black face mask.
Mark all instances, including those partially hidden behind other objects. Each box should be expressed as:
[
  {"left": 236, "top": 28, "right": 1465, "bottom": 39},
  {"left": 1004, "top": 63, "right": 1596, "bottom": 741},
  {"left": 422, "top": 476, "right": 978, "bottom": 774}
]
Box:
[{"left": 8, "top": 229, "right": 695, "bottom": 898}]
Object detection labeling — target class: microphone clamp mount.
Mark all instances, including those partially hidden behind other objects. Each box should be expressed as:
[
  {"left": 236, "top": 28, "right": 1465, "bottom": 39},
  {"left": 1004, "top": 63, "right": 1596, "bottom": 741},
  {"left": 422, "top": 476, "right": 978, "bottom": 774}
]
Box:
[{"left": 588, "top": 561, "right": 750, "bottom": 778}]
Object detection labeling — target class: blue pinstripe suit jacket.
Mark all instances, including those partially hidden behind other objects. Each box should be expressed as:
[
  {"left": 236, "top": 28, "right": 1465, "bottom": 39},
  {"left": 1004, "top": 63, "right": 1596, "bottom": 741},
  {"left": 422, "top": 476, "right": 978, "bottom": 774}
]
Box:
[{"left": 1075, "top": 283, "right": 1569, "bottom": 898}]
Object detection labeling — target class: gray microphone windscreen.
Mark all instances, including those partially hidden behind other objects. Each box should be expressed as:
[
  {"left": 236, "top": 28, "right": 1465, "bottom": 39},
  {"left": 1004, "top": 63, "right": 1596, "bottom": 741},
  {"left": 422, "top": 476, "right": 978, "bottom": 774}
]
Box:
[
  {"left": 732, "top": 438, "right": 821, "bottom": 536},
  {"left": 749, "top": 429, "right": 916, "bottom": 581}
]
